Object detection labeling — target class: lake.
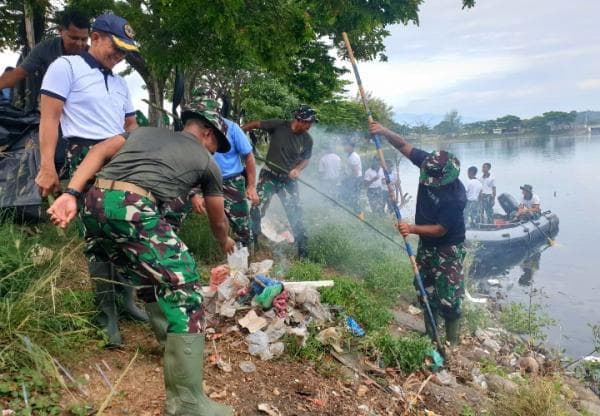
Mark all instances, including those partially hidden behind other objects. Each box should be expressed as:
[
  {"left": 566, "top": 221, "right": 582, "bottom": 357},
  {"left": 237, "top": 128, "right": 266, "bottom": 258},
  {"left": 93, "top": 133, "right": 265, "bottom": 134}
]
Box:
[{"left": 400, "top": 134, "right": 600, "bottom": 358}]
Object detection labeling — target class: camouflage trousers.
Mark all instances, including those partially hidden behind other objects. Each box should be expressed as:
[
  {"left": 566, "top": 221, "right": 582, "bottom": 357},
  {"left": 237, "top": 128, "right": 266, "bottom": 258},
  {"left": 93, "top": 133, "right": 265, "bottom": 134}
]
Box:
[
  {"left": 464, "top": 200, "right": 481, "bottom": 227},
  {"left": 480, "top": 194, "right": 494, "bottom": 224},
  {"left": 416, "top": 242, "right": 466, "bottom": 320},
  {"left": 65, "top": 138, "right": 99, "bottom": 178},
  {"left": 250, "top": 169, "right": 307, "bottom": 252},
  {"left": 223, "top": 175, "right": 251, "bottom": 245},
  {"left": 82, "top": 185, "right": 204, "bottom": 334}
]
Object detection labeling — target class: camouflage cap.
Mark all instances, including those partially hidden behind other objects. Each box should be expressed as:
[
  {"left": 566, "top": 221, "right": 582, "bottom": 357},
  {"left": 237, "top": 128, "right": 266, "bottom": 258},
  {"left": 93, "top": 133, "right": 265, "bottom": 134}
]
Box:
[
  {"left": 292, "top": 104, "right": 318, "bottom": 123},
  {"left": 181, "top": 97, "right": 230, "bottom": 153},
  {"left": 419, "top": 150, "right": 460, "bottom": 188}
]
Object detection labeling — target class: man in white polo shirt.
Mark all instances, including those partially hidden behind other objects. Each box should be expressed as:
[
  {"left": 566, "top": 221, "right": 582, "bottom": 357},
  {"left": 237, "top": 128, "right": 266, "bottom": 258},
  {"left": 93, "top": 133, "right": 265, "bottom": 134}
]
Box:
[{"left": 36, "top": 13, "right": 141, "bottom": 347}]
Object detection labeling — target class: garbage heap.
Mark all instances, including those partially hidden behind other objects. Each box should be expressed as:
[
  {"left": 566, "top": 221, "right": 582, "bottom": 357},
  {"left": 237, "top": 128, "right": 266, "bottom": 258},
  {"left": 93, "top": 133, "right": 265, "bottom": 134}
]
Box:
[{"left": 202, "top": 247, "right": 356, "bottom": 361}]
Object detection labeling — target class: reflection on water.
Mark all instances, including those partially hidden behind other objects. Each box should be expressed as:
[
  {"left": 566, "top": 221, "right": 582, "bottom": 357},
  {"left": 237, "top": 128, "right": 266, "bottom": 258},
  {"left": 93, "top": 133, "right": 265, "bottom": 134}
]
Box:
[{"left": 518, "top": 251, "right": 541, "bottom": 287}]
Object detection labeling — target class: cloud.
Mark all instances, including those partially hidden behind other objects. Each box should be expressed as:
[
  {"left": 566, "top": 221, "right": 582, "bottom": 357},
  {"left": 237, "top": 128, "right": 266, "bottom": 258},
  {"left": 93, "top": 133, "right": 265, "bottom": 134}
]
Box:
[
  {"left": 342, "top": 53, "right": 526, "bottom": 108},
  {"left": 577, "top": 79, "right": 600, "bottom": 90}
]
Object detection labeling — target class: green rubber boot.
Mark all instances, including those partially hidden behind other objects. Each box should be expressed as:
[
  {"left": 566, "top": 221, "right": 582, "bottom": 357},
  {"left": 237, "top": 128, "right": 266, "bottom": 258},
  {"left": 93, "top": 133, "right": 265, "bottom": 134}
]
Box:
[
  {"left": 113, "top": 267, "right": 149, "bottom": 322},
  {"left": 164, "top": 334, "right": 234, "bottom": 416},
  {"left": 445, "top": 318, "right": 461, "bottom": 346},
  {"left": 146, "top": 302, "right": 168, "bottom": 347},
  {"left": 90, "top": 261, "right": 122, "bottom": 347},
  {"left": 423, "top": 304, "right": 439, "bottom": 342}
]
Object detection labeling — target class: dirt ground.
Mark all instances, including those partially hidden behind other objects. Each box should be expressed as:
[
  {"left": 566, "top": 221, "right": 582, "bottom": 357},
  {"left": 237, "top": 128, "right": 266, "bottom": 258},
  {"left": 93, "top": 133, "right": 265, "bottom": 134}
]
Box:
[{"left": 60, "top": 321, "right": 413, "bottom": 416}]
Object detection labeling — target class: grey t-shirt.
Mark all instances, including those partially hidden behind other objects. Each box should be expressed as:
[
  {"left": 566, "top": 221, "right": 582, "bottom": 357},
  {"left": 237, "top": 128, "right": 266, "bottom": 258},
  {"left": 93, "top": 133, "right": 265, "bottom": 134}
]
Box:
[
  {"left": 97, "top": 127, "right": 223, "bottom": 202},
  {"left": 262, "top": 120, "right": 313, "bottom": 175},
  {"left": 21, "top": 37, "right": 63, "bottom": 75}
]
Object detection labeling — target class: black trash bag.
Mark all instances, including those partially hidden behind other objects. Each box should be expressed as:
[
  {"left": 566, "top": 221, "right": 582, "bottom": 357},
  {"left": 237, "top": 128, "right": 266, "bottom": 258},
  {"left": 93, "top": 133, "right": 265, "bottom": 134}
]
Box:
[{"left": 0, "top": 105, "right": 45, "bottom": 223}]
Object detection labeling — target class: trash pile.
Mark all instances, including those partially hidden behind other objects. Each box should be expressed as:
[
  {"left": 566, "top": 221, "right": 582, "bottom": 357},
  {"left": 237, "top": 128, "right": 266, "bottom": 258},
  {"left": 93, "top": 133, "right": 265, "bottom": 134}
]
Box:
[{"left": 202, "top": 244, "right": 348, "bottom": 361}]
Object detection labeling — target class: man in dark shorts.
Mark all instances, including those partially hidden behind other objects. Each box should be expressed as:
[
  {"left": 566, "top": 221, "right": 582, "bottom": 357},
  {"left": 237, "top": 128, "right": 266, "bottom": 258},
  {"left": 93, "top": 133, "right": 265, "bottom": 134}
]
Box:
[
  {"left": 369, "top": 121, "right": 467, "bottom": 345},
  {"left": 242, "top": 105, "right": 317, "bottom": 258},
  {"left": 47, "top": 98, "right": 235, "bottom": 416}
]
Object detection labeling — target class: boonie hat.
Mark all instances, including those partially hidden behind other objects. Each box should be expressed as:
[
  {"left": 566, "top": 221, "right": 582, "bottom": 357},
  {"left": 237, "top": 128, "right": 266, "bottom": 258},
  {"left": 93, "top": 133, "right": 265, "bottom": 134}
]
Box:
[
  {"left": 520, "top": 184, "right": 533, "bottom": 193},
  {"left": 181, "top": 97, "right": 231, "bottom": 153},
  {"left": 92, "top": 13, "right": 138, "bottom": 52},
  {"left": 292, "top": 105, "right": 318, "bottom": 123},
  {"left": 419, "top": 150, "right": 460, "bottom": 188}
]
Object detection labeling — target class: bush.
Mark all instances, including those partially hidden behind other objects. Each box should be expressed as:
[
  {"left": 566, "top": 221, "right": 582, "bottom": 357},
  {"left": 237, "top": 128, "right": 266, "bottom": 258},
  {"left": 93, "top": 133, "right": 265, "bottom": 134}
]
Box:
[{"left": 499, "top": 302, "right": 555, "bottom": 341}]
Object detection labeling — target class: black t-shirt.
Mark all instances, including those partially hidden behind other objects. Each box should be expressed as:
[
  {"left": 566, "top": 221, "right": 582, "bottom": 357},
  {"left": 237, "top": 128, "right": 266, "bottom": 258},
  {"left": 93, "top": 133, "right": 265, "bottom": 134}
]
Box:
[
  {"left": 409, "top": 148, "right": 466, "bottom": 247},
  {"left": 261, "top": 120, "right": 313, "bottom": 175}
]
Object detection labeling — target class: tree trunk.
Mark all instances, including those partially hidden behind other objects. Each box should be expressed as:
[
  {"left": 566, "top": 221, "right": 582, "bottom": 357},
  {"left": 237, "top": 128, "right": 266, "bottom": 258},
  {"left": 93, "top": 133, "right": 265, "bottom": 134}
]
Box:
[{"left": 126, "top": 53, "right": 166, "bottom": 127}]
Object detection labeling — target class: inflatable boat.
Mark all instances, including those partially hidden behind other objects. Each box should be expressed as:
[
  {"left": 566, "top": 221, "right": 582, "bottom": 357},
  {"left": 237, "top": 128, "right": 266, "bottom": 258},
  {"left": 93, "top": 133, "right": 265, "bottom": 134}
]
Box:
[{"left": 466, "top": 193, "right": 559, "bottom": 271}]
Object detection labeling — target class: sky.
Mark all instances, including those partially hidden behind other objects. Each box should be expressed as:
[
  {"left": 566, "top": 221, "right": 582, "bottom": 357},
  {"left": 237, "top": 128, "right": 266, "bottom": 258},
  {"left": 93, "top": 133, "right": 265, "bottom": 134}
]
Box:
[
  {"left": 2, "top": 0, "right": 600, "bottom": 124},
  {"left": 342, "top": 0, "right": 600, "bottom": 123}
]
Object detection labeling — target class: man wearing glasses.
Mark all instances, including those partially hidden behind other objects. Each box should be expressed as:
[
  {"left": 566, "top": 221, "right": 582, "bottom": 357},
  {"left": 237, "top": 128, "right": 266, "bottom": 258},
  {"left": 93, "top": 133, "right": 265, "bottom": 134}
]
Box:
[{"left": 36, "top": 13, "right": 142, "bottom": 347}]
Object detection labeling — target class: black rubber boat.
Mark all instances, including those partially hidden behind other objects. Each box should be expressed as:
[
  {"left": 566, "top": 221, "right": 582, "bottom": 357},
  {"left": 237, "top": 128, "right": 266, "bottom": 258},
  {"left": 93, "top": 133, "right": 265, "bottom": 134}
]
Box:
[{"left": 466, "top": 193, "right": 559, "bottom": 274}]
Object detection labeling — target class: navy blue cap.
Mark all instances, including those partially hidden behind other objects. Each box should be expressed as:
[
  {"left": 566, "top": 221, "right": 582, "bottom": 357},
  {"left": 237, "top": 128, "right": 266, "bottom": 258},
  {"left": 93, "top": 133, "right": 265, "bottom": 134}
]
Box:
[{"left": 92, "top": 13, "right": 138, "bottom": 52}]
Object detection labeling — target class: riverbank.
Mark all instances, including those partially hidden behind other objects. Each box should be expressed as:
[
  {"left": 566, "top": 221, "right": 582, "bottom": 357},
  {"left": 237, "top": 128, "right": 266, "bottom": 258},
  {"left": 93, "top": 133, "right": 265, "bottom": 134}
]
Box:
[{"left": 1, "top": 213, "right": 599, "bottom": 415}]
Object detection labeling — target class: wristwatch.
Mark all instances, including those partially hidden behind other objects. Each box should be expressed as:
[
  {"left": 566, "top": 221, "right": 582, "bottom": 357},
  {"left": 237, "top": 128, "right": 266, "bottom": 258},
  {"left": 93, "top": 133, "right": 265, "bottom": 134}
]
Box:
[{"left": 64, "top": 188, "right": 82, "bottom": 198}]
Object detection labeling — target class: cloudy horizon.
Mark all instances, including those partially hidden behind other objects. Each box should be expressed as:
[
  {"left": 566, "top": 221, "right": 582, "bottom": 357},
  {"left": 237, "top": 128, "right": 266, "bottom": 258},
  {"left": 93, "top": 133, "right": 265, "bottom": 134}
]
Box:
[{"left": 2, "top": 0, "right": 599, "bottom": 125}]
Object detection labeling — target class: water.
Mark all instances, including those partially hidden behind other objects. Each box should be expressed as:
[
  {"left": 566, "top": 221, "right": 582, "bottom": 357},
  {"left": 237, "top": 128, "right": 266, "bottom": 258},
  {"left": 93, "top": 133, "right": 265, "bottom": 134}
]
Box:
[{"left": 394, "top": 134, "right": 600, "bottom": 358}]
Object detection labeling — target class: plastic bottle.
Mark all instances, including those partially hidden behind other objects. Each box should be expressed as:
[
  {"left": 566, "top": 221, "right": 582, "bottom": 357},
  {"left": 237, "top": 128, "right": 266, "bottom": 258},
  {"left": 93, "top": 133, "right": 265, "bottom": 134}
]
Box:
[{"left": 227, "top": 242, "right": 249, "bottom": 272}]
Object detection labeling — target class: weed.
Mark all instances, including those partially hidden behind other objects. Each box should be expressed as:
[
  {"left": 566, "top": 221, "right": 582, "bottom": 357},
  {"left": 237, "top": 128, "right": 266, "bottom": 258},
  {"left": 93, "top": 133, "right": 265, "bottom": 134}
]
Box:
[
  {"left": 0, "top": 221, "right": 96, "bottom": 414},
  {"left": 363, "top": 330, "right": 432, "bottom": 374},
  {"left": 499, "top": 302, "right": 555, "bottom": 341},
  {"left": 462, "top": 303, "right": 491, "bottom": 335},
  {"left": 479, "top": 358, "right": 507, "bottom": 376},
  {"left": 320, "top": 277, "right": 393, "bottom": 331},
  {"left": 283, "top": 324, "right": 327, "bottom": 362},
  {"left": 285, "top": 260, "right": 324, "bottom": 281},
  {"left": 489, "top": 377, "right": 570, "bottom": 416},
  {"left": 178, "top": 213, "right": 223, "bottom": 264},
  {"left": 460, "top": 406, "right": 477, "bottom": 416}
]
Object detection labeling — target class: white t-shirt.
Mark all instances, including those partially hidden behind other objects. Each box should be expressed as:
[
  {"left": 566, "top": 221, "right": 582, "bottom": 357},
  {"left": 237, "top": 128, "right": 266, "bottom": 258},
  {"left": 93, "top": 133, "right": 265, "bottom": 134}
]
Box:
[
  {"left": 364, "top": 168, "right": 383, "bottom": 189},
  {"left": 480, "top": 174, "right": 496, "bottom": 195},
  {"left": 346, "top": 152, "right": 362, "bottom": 178},
  {"left": 465, "top": 178, "right": 483, "bottom": 201},
  {"left": 521, "top": 193, "right": 540, "bottom": 209},
  {"left": 318, "top": 152, "right": 342, "bottom": 180}
]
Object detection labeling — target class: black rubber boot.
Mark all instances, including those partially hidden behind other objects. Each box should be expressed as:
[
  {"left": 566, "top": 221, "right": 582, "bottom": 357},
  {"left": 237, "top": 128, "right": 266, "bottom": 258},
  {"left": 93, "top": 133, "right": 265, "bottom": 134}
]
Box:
[
  {"left": 164, "top": 333, "right": 234, "bottom": 416},
  {"left": 445, "top": 317, "right": 461, "bottom": 346},
  {"left": 90, "top": 261, "right": 122, "bottom": 347},
  {"left": 113, "top": 269, "right": 149, "bottom": 322},
  {"left": 145, "top": 302, "right": 168, "bottom": 347}
]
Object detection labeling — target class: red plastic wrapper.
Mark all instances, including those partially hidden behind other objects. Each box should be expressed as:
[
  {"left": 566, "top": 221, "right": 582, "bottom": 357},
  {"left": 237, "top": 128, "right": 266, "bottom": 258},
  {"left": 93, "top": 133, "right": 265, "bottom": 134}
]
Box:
[{"left": 210, "top": 265, "right": 230, "bottom": 291}]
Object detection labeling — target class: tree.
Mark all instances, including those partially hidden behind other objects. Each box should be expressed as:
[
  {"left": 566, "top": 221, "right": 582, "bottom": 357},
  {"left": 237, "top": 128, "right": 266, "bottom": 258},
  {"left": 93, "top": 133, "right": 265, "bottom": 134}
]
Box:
[
  {"left": 434, "top": 110, "right": 462, "bottom": 135},
  {"left": 496, "top": 114, "right": 521, "bottom": 130},
  {"left": 541, "top": 111, "right": 577, "bottom": 129}
]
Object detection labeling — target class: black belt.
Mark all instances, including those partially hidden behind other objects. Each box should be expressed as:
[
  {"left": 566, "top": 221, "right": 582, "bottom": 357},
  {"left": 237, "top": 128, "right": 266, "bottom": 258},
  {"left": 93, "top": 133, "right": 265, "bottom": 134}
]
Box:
[
  {"left": 64, "top": 136, "right": 104, "bottom": 146},
  {"left": 222, "top": 172, "right": 244, "bottom": 181}
]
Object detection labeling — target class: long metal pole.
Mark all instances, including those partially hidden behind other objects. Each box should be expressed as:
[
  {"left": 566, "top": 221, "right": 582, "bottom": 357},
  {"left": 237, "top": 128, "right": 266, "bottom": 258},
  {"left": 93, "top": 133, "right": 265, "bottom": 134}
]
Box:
[{"left": 342, "top": 32, "right": 443, "bottom": 352}]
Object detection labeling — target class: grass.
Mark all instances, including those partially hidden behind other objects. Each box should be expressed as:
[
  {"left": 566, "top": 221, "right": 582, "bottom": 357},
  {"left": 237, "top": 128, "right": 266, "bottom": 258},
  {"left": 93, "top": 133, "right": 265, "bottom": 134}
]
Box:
[
  {"left": 489, "top": 377, "right": 571, "bottom": 416},
  {"left": 178, "top": 213, "right": 224, "bottom": 265},
  {"left": 0, "top": 220, "right": 97, "bottom": 414}
]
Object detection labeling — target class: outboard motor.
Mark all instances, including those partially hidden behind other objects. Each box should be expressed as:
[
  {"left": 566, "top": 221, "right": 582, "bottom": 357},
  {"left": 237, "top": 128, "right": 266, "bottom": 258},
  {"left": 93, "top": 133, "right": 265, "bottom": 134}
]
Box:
[{"left": 498, "top": 193, "right": 519, "bottom": 217}]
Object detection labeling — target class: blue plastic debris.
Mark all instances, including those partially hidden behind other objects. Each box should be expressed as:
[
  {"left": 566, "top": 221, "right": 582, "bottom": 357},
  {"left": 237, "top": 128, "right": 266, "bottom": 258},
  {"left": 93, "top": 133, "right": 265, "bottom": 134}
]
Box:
[{"left": 346, "top": 316, "right": 365, "bottom": 337}]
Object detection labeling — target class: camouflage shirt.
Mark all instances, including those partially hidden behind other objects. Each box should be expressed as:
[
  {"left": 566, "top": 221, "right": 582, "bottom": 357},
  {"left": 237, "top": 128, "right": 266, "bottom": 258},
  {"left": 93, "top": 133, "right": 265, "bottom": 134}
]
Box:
[{"left": 97, "top": 127, "right": 222, "bottom": 202}]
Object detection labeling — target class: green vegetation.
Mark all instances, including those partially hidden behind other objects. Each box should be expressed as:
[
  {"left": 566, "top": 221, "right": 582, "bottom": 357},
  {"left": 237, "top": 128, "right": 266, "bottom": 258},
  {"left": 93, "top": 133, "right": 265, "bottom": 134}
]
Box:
[
  {"left": 499, "top": 301, "right": 555, "bottom": 341},
  {"left": 0, "top": 222, "right": 96, "bottom": 414},
  {"left": 489, "top": 377, "right": 570, "bottom": 416},
  {"left": 179, "top": 213, "right": 224, "bottom": 265}
]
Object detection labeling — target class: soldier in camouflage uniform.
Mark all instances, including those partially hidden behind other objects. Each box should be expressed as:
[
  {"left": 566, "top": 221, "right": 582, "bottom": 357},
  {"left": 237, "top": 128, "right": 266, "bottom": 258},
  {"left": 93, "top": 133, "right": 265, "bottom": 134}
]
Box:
[
  {"left": 48, "top": 98, "right": 235, "bottom": 416},
  {"left": 242, "top": 105, "right": 317, "bottom": 258},
  {"left": 191, "top": 100, "right": 258, "bottom": 246},
  {"left": 369, "top": 122, "right": 467, "bottom": 346},
  {"left": 36, "top": 14, "right": 145, "bottom": 346}
]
